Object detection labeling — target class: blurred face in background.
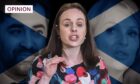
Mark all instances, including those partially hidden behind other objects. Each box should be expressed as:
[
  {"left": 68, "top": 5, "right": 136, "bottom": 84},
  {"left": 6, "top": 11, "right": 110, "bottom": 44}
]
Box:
[
  {"left": 0, "top": 4, "right": 48, "bottom": 76},
  {"left": 95, "top": 15, "right": 139, "bottom": 68}
]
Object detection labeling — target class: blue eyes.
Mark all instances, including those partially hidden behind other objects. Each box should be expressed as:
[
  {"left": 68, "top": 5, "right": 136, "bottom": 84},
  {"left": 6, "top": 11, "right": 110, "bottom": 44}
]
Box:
[
  {"left": 9, "top": 28, "right": 23, "bottom": 36},
  {"left": 36, "top": 30, "right": 44, "bottom": 35},
  {"left": 128, "top": 30, "right": 138, "bottom": 37},
  {"left": 64, "top": 23, "right": 70, "bottom": 27},
  {"left": 77, "top": 23, "right": 83, "bottom": 27},
  {"left": 106, "top": 28, "right": 139, "bottom": 37},
  {"left": 63, "top": 22, "right": 83, "bottom": 27},
  {"left": 8, "top": 28, "right": 44, "bottom": 37}
]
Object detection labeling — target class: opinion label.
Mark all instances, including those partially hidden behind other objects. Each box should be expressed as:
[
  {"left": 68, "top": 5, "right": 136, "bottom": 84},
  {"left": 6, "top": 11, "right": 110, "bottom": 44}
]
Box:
[{"left": 5, "top": 5, "right": 33, "bottom": 13}]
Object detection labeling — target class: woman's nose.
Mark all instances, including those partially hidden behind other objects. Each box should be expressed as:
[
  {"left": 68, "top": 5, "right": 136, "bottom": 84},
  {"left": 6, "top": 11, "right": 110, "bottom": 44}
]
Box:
[
  {"left": 71, "top": 25, "right": 77, "bottom": 32},
  {"left": 119, "top": 34, "right": 128, "bottom": 47}
]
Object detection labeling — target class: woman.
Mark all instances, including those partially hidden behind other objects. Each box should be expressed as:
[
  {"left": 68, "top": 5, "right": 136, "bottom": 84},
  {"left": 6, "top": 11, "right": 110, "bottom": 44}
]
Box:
[{"left": 29, "top": 3, "right": 111, "bottom": 84}]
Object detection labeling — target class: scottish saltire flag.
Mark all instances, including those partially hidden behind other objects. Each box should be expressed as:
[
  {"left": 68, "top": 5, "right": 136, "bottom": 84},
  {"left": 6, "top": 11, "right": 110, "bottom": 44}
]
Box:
[
  {"left": 0, "top": 0, "right": 140, "bottom": 84},
  {"left": 88, "top": 0, "right": 140, "bottom": 84},
  {"left": 0, "top": 0, "right": 49, "bottom": 83}
]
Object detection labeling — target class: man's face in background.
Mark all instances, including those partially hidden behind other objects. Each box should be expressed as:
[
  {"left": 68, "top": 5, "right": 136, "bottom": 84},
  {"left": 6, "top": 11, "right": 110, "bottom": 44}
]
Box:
[{"left": 0, "top": 4, "right": 48, "bottom": 76}]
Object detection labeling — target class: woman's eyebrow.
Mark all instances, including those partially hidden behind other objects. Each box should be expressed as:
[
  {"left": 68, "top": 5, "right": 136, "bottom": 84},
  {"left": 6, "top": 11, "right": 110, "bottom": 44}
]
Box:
[
  {"left": 77, "top": 18, "right": 84, "bottom": 21},
  {"left": 62, "top": 18, "right": 84, "bottom": 23},
  {"left": 63, "top": 18, "right": 71, "bottom": 21}
]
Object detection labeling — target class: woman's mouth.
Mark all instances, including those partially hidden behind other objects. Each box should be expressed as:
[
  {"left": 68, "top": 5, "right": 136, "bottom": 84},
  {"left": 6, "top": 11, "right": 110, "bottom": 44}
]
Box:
[{"left": 69, "top": 35, "right": 79, "bottom": 41}]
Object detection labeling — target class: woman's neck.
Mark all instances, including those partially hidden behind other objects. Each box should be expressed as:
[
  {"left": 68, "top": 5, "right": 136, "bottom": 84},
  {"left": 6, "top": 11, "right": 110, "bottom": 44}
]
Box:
[{"left": 62, "top": 46, "right": 83, "bottom": 67}]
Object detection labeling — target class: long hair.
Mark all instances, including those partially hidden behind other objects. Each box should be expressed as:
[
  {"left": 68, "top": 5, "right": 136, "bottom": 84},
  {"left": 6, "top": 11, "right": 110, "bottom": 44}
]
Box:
[{"left": 43, "top": 3, "right": 99, "bottom": 69}]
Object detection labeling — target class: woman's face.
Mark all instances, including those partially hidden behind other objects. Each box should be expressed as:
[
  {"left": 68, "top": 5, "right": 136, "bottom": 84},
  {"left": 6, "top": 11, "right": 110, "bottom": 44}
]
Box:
[
  {"left": 95, "top": 16, "right": 139, "bottom": 67},
  {"left": 59, "top": 8, "right": 86, "bottom": 48}
]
